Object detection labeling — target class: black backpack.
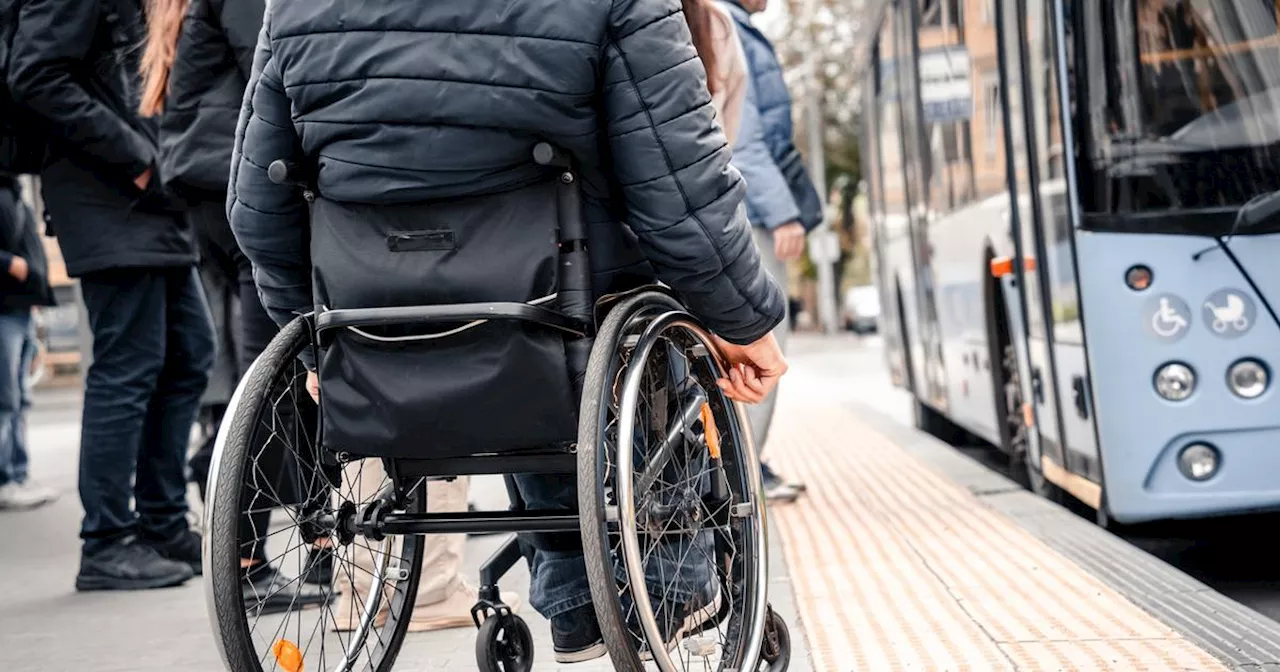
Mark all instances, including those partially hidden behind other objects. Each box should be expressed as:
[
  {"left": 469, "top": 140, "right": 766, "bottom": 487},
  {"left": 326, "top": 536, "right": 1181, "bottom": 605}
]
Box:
[{"left": 0, "top": 0, "right": 48, "bottom": 176}]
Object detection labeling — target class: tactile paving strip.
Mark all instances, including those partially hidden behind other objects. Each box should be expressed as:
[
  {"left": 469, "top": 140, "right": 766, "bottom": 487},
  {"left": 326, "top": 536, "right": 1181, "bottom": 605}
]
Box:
[{"left": 764, "top": 402, "right": 1228, "bottom": 672}]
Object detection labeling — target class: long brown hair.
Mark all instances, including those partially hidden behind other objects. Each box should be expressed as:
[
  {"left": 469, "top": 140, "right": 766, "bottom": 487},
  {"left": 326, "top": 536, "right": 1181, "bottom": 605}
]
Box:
[
  {"left": 138, "top": 0, "right": 190, "bottom": 117},
  {"left": 682, "top": 0, "right": 720, "bottom": 95}
]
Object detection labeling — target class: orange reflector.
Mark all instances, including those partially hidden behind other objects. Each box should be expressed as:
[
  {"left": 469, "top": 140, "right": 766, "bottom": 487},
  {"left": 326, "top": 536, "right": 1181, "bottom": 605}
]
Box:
[
  {"left": 701, "top": 405, "right": 721, "bottom": 459},
  {"left": 990, "top": 256, "right": 1013, "bottom": 278},
  {"left": 1023, "top": 256, "right": 1037, "bottom": 271},
  {"left": 1022, "top": 403, "right": 1034, "bottom": 427},
  {"left": 273, "top": 640, "right": 303, "bottom": 672}
]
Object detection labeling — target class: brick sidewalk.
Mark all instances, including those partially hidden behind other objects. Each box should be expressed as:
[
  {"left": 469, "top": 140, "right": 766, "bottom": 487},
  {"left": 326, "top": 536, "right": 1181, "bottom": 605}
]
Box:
[{"left": 764, "top": 396, "right": 1226, "bottom": 671}]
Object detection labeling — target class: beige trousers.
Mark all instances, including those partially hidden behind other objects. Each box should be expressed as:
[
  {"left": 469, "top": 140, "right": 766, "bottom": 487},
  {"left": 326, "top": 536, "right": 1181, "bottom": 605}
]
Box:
[{"left": 336, "top": 460, "right": 468, "bottom": 608}]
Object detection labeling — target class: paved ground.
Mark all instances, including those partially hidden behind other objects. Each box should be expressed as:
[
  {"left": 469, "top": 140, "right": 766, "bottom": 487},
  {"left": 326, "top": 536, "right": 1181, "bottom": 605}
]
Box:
[
  {"left": 0, "top": 337, "right": 836, "bottom": 672},
  {"left": 5, "top": 331, "right": 1279, "bottom": 672}
]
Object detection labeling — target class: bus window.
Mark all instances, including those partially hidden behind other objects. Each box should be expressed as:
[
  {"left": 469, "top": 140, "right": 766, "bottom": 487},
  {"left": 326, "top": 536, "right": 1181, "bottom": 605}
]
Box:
[{"left": 1083, "top": 0, "right": 1280, "bottom": 224}]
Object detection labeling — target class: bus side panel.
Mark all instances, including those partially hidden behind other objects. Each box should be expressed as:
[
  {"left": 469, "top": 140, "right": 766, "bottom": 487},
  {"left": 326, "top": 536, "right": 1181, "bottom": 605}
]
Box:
[
  {"left": 1075, "top": 230, "right": 1280, "bottom": 523},
  {"left": 928, "top": 195, "right": 1013, "bottom": 446}
]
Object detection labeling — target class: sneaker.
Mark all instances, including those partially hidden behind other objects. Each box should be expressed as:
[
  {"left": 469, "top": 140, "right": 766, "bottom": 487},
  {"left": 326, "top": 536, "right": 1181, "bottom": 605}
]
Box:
[
  {"left": 551, "top": 605, "right": 607, "bottom": 663},
  {"left": 760, "top": 465, "right": 800, "bottom": 503},
  {"left": 0, "top": 481, "right": 58, "bottom": 510},
  {"left": 301, "top": 544, "right": 334, "bottom": 586},
  {"left": 142, "top": 528, "right": 203, "bottom": 576},
  {"left": 76, "top": 536, "right": 194, "bottom": 591},
  {"left": 638, "top": 588, "right": 723, "bottom": 660},
  {"left": 243, "top": 563, "right": 331, "bottom": 616}
]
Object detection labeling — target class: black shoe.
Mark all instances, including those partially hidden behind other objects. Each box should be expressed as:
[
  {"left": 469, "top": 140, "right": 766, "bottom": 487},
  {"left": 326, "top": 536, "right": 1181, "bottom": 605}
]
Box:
[
  {"left": 551, "top": 606, "right": 607, "bottom": 663},
  {"left": 76, "top": 536, "right": 194, "bottom": 591},
  {"left": 142, "top": 528, "right": 203, "bottom": 576},
  {"left": 301, "top": 544, "right": 334, "bottom": 586},
  {"left": 243, "top": 563, "right": 332, "bottom": 616}
]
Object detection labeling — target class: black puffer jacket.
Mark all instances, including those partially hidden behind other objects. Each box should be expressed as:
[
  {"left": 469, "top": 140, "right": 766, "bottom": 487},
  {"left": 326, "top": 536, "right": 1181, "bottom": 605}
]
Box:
[
  {"left": 159, "top": 0, "right": 264, "bottom": 199},
  {"left": 8, "top": 0, "right": 195, "bottom": 276},
  {"left": 229, "top": 0, "right": 785, "bottom": 345}
]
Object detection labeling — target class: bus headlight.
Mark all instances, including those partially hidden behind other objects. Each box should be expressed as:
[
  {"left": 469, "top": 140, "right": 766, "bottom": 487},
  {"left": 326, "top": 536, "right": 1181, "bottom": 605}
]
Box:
[
  {"left": 1154, "top": 362, "right": 1195, "bottom": 401},
  {"left": 1177, "top": 443, "right": 1219, "bottom": 481},
  {"left": 1227, "top": 359, "right": 1268, "bottom": 399}
]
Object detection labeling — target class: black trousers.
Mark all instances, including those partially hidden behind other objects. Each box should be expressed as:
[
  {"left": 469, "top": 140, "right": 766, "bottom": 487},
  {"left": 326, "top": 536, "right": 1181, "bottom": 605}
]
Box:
[
  {"left": 79, "top": 267, "right": 215, "bottom": 553},
  {"left": 185, "top": 197, "right": 282, "bottom": 562}
]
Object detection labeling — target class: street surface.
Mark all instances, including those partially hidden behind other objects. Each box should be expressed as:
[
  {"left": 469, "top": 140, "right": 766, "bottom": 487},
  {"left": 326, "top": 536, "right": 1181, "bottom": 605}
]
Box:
[{"left": 1, "top": 331, "right": 1277, "bottom": 671}]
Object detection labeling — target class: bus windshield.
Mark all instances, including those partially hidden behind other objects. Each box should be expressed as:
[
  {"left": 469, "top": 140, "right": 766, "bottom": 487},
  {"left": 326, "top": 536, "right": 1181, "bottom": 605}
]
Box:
[{"left": 1085, "top": 0, "right": 1280, "bottom": 229}]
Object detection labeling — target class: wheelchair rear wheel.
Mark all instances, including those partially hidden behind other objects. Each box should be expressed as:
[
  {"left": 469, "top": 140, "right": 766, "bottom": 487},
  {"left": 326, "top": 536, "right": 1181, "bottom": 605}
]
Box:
[
  {"left": 579, "top": 291, "right": 771, "bottom": 671},
  {"left": 205, "top": 317, "right": 426, "bottom": 672}
]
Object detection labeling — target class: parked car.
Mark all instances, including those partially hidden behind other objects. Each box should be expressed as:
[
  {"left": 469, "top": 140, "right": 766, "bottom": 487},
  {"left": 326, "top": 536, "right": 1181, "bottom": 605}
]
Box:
[{"left": 842, "top": 285, "right": 880, "bottom": 333}]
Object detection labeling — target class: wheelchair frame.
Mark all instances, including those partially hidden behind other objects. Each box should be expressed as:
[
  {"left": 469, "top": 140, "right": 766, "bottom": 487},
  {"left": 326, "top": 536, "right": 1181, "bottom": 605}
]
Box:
[{"left": 205, "top": 144, "right": 790, "bottom": 672}]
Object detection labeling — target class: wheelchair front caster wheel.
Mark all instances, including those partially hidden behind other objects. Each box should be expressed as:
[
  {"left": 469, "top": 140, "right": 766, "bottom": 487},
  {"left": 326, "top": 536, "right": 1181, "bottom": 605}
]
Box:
[
  {"left": 476, "top": 613, "right": 534, "bottom": 672},
  {"left": 761, "top": 608, "right": 791, "bottom": 671}
]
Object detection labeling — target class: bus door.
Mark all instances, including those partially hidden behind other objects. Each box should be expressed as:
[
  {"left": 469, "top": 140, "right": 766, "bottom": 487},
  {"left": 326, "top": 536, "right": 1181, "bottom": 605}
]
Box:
[
  {"left": 900, "top": 0, "right": 950, "bottom": 412},
  {"left": 997, "top": 0, "right": 1068, "bottom": 476},
  {"left": 1027, "top": 0, "right": 1101, "bottom": 489}
]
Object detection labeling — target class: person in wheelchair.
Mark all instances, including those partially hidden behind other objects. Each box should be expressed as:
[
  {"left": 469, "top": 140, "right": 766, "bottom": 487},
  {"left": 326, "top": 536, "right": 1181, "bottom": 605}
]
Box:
[{"left": 226, "top": 0, "right": 788, "bottom": 665}]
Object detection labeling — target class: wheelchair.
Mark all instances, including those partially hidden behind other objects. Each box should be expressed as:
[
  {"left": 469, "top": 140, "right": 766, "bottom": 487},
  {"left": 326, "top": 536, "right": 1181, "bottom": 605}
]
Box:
[{"left": 202, "top": 144, "right": 792, "bottom": 672}]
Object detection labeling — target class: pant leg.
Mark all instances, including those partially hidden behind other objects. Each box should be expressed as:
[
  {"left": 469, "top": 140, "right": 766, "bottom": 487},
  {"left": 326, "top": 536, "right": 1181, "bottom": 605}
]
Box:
[
  {"left": 78, "top": 270, "right": 170, "bottom": 553},
  {"left": 747, "top": 226, "right": 789, "bottom": 454},
  {"left": 135, "top": 267, "right": 215, "bottom": 541},
  {"left": 0, "top": 311, "right": 31, "bottom": 487},
  {"left": 510, "top": 472, "right": 593, "bottom": 619},
  {"left": 189, "top": 198, "right": 280, "bottom": 558},
  {"left": 12, "top": 318, "right": 36, "bottom": 485},
  {"left": 416, "top": 476, "right": 468, "bottom": 605}
]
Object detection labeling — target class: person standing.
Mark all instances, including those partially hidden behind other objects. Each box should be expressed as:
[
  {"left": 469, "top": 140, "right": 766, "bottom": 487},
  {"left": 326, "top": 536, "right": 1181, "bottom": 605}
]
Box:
[
  {"left": 720, "top": 0, "right": 824, "bottom": 501},
  {"left": 8, "top": 0, "right": 215, "bottom": 590},
  {"left": 0, "top": 175, "right": 58, "bottom": 510}
]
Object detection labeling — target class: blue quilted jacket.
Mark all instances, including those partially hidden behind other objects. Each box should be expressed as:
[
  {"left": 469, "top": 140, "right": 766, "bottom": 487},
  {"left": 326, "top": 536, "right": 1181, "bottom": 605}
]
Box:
[
  {"left": 721, "top": 0, "right": 824, "bottom": 232},
  {"left": 228, "top": 0, "right": 785, "bottom": 345}
]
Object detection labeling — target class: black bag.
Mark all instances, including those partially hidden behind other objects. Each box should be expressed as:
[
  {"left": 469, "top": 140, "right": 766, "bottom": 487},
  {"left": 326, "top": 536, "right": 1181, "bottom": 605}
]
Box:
[
  {"left": 310, "top": 178, "right": 580, "bottom": 460},
  {"left": 0, "top": 0, "right": 48, "bottom": 176}
]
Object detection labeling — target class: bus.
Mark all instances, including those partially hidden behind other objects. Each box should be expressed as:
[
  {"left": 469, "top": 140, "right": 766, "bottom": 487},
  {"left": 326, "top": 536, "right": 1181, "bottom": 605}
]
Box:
[{"left": 861, "top": 0, "right": 1280, "bottom": 525}]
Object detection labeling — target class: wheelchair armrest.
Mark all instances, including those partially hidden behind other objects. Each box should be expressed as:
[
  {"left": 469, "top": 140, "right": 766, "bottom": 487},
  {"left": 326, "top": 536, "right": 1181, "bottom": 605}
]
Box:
[{"left": 315, "top": 302, "right": 589, "bottom": 337}]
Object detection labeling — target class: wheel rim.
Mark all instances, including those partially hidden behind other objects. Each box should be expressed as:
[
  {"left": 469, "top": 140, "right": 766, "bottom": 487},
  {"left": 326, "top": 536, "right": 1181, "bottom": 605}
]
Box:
[
  {"left": 609, "top": 310, "right": 768, "bottom": 671},
  {"left": 206, "top": 319, "right": 424, "bottom": 672}
]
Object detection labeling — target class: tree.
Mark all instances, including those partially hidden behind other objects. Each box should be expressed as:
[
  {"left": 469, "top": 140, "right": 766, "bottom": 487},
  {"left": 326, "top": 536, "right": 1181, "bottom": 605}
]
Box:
[{"left": 758, "top": 0, "right": 873, "bottom": 290}]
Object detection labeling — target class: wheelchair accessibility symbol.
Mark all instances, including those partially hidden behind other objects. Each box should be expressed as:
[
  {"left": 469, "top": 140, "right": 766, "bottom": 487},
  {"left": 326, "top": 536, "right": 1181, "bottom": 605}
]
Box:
[
  {"left": 1145, "top": 294, "right": 1191, "bottom": 341},
  {"left": 1202, "top": 289, "right": 1255, "bottom": 338}
]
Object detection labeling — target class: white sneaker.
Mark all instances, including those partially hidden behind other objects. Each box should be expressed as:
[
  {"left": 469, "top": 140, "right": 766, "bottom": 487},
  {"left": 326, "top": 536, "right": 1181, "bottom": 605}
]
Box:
[{"left": 0, "top": 481, "right": 58, "bottom": 510}]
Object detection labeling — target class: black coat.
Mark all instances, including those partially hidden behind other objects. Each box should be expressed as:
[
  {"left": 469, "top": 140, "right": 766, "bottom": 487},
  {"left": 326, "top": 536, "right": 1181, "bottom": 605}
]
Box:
[
  {"left": 7, "top": 0, "right": 196, "bottom": 276},
  {"left": 0, "top": 178, "right": 54, "bottom": 311},
  {"left": 229, "top": 0, "right": 785, "bottom": 345},
  {"left": 159, "top": 0, "right": 264, "bottom": 200}
]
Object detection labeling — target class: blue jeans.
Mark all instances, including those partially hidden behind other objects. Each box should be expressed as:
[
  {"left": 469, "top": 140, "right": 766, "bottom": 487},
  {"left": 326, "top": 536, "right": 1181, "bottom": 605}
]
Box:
[
  {"left": 78, "top": 267, "right": 215, "bottom": 553},
  {"left": 512, "top": 472, "right": 714, "bottom": 619},
  {"left": 514, "top": 342, "right": 714, "bottom": 619},
  {"left": 0, "top": 310, "right": 36, "bottom": 487}
]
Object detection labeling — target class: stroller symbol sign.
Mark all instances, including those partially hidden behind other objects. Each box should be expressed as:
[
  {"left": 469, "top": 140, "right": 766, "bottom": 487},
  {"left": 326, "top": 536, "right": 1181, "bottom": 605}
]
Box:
[{"left": 1202, "top": 289, "right": 1255, "bottom": 338}]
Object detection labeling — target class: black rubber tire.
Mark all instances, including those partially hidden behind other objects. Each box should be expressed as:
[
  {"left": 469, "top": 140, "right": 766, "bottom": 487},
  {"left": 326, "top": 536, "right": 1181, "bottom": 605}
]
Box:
[
  {"left": 205, "top": 316, "right": 425, "bottom": 672},
  {"left": 475, "top": 614, "right": 535, "bottom": 672},
  {"left": 761, "top": 608, "right": 791, "bottom": 672},
  {"left": 578, "top": 291, "right": 682, "bottom": 672},
  {"left": 578, "top": 289, "right": 769, "bottom": 671}
]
